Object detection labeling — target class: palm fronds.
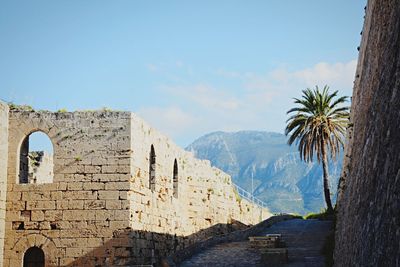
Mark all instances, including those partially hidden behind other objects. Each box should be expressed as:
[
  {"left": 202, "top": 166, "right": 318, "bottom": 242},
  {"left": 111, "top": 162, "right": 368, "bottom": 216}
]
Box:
[{"left": 285, "top": 85, "right": 349, "bottom": 163}]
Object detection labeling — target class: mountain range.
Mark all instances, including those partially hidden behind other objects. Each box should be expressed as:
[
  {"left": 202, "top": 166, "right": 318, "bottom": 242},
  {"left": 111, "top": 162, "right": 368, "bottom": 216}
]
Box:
[{"left": 186, "top": 131, "right": 343, "bottom": 214}]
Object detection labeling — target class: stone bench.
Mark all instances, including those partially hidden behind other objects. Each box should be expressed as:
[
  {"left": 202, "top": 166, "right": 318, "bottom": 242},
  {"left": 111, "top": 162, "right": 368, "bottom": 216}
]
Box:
[{"left": 249, "top": 234, "right": 284, "bottom": 248}]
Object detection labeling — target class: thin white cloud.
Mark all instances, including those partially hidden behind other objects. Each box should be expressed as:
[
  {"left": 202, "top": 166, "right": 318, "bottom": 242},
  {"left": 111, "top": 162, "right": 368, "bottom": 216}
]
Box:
[
  {"left": 293, "top": 60, "right": 357, "bottom": 90},
  {"left": 144, "top": 59, "right": 357, "bottom": 146},
  {"left": 241, "top": 59, "right": 357, "bottom": 96},
  {"left": 137, "top": 106, "right": 195, "bottom": 137}
]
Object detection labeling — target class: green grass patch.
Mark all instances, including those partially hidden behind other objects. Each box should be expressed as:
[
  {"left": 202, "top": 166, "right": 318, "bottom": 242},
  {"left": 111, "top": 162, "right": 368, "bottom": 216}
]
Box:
[
  {"left": 8, "top": 103, "right": 34, "bottom": 111},
  {"left": 304, "top": 209, "right": 334, "bottom": 220}
]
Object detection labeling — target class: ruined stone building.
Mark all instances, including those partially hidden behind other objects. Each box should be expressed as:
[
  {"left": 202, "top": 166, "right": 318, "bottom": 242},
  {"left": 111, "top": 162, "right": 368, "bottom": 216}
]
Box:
[{"left": 0, "top": 101, "right": 270, "bottom": 266}]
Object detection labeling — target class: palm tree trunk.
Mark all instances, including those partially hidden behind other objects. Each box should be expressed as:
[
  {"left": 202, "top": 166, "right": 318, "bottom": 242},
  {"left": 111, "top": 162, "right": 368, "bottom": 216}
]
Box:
[{"left": 321, "top": 139, "right": 334, "bottom": 213}]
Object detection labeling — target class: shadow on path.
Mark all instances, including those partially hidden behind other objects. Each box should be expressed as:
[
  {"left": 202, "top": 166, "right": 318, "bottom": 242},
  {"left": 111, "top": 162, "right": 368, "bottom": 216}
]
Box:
[{"left": 179, "top": 219, "right": 333, "bottom": 267}]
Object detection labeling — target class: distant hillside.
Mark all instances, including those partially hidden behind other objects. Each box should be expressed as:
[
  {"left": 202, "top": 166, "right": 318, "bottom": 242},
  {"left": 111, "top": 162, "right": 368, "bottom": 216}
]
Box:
[{"left": 186, "top": 131, "right": 343, "bottom": 214}]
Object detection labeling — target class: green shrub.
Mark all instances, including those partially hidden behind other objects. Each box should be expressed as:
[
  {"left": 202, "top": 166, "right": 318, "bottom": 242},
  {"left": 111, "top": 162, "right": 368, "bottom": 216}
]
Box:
[{"left": 8, "top": 103, "right": 34, "bottom": 111}]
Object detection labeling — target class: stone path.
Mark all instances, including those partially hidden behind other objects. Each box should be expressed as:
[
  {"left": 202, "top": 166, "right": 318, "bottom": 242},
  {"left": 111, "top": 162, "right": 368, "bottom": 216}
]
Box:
[{"left": 179, "top": 219, "right": 333, "bottom": 267}]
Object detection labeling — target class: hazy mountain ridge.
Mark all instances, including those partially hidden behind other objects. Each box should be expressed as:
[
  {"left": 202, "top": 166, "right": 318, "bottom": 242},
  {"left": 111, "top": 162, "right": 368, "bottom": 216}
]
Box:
[{"left": 186, "top": 131, "right": 343, "bottom": 214}]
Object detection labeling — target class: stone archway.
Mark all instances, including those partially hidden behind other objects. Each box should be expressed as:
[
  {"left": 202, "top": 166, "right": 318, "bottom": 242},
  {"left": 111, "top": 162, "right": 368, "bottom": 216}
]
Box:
[
  {"left": 6, "top": 234, "right": 58, "bottom": 267},
  {"left": 23, "top": 247, "right": 44, "bottom": 267}
]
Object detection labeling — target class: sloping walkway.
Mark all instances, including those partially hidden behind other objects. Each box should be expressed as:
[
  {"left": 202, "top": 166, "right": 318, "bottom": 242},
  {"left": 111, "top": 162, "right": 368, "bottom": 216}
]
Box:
[{"left": 179, "top": 219, "right": 333, "bottom": 267}]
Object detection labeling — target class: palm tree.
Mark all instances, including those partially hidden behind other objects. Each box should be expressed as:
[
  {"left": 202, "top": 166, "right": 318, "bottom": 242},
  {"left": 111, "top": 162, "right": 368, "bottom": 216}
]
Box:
[{"left": 285, "top": 85, "right": 349, "bottom": 213}]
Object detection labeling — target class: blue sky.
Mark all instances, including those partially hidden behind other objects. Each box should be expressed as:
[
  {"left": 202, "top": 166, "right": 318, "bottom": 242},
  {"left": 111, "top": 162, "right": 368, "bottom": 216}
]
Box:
[{"left": 0, "top": 1, "right": 366, "bottom": 147}]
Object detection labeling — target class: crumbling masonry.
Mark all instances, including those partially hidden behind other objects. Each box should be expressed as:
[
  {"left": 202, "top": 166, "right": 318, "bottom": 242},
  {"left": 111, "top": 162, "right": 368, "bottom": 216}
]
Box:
[{"left": 0, "top": 101, "right": 270, "bottom": 266}]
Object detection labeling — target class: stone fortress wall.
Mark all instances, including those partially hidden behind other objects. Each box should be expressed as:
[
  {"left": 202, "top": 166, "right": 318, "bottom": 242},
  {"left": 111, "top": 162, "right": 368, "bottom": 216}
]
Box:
[
  {"left": 334, "top": 0, "right": 400, "bottom": 265},
  {"left": 0, "top": 101, "right": 271, "bottom": 266},
  {"left": 0, "top": 103, "right": 8, "bottom": 267}
]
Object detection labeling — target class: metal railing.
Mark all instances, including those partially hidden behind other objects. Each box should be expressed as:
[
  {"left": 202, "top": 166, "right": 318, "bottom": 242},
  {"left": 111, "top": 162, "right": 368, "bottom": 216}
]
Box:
[{"left": 232, "top": 183, "right": 268, "bottom": 209}]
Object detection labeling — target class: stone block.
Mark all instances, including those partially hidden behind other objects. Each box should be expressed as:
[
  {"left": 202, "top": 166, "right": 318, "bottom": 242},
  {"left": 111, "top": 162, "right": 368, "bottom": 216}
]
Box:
[
  {"left": 121, "top": 200, "right": 130, "bottom": 210},
  {"left": 39, "top": 221, "right": 51, "bottom": 230},
  {"left": 66, "top": 247, "right": 82, "bottom": 257},
  {"left": 26, "top": 200, "right": 56, "bottom": 210},
  {"left": 106, "top": 200, "right": 121, "bottom": 210},
  {"left": 63, "top": 210, "right": 96, "bottom": 221},
  {"left": 119, "top": 191, "right": 129, "bottom": 200},
  {"left": 56, "top": 200, "right": 69, "bottom": 210},
  {"left": 44, "top": 210, "right": 62, "bottom": 221},
  {"left": 6, "top": 211, "right": 20, "bottom": 221},
  {"left": 84, "top": 165, "right": 102, "bottom": 174},
  {"left": 105, "top": 182, "right": 131, "bottom": 190},
  {"left": 22, "top": 191, "right": 51, "bottom": 201},
  {"left": 86, "top": 238, "right": 103, "bottom": 247},
  {"left": 63, "top": 190, "right": 97, "bottom": 200},
  {"left": 31, "top": 211, "right": 45, "bottom": 221},
  {"left": 98, "top": 190, "right": 119, "bottom": 200},
  {"left": 82, "top": 182, "right": 105, "bottom": 190},
  {"left": 7, "top": 192, "right": 21, "bottom": 201},
  {"left": 95, "top": 210, "right": 114, "bottom": 221},
  {"left": 114, "top": 210, "right": 129, "bottom": 221},
  {"left": 50, "top": 191, "right": 63, "bottom": 200},
  {"left": 68, "top": 200, "right": 84, "bottom": 210},
  {"left": 84, "top": 200, "right": 106, "bottom": 210},
  {"left": 109, "top": 220, "right": 130, "bottom": 229},
  {"left": 67, "top": 182, "right": 83, "bottom": 191}
]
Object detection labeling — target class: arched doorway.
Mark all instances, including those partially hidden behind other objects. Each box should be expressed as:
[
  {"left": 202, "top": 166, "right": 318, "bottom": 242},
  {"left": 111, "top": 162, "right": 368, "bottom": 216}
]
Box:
[
  {"left": 23, "top": 247, "right": 45, "bottom": 267},
  {"left": 173, "top": 159, "right": 178, "bottom": 198}
]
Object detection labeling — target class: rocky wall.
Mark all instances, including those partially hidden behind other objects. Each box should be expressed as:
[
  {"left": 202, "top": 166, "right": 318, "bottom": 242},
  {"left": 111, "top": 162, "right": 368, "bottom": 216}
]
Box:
[
  {"left": 0, "top": 102, "right": 9, "bottom": 267},
  {"left": 4, "top": 110, "right": 133, "bottom": 266},
  {"left": 128, "top": 114, "right": 270, "bottom": 264},
  {"left": 334, "top": 0, "right": 400, "bottom": 266}
]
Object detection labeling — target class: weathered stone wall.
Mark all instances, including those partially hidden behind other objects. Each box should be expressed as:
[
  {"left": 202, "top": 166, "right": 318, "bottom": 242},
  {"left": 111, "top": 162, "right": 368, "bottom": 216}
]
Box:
[
  {"left": 3, "top": 108, "right": 270, "bottom": 266},
  {"left": 0, "top": 102, "right": 9, "bottom": 267},
  {"left": 4, "top": 110, "right": 132, "bottom": 266},
  {"left": 127, "top": 114, "right": 270, "bottom": 263},
  {"left": 334, "top": 0, "right": 400, "bottom": 266}
]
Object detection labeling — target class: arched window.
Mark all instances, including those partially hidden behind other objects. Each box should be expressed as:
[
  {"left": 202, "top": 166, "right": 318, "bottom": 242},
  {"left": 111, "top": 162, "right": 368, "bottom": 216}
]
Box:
[
  {"left": 173, "top": 159, "right": 178, "bottom": 198},
  {"left": 149, "top": 145, "right": 156, "bottom": 191},
  {"left": 19, "top": 131, "right": 54, "bottom": 184},
  {"left": 23, "top": 246, "right": 45, "bottom": 267}
]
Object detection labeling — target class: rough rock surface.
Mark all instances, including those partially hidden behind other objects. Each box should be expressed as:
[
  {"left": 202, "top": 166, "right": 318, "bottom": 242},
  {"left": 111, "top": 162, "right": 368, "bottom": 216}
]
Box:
[{"left": 334, "top": 0, "right": 400, "bottom": 266}]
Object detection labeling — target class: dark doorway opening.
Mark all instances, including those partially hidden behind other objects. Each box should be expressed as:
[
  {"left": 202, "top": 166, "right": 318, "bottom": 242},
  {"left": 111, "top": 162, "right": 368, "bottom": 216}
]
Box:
[
  {"left": 23, "top": 247, "right": 45, "bottom": 267},
  {"left": 173, "top": 159, "right": 178, "bottom": 198},
  {"left": 149, "top": 145, "right": 156, "bottom": 191}
]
